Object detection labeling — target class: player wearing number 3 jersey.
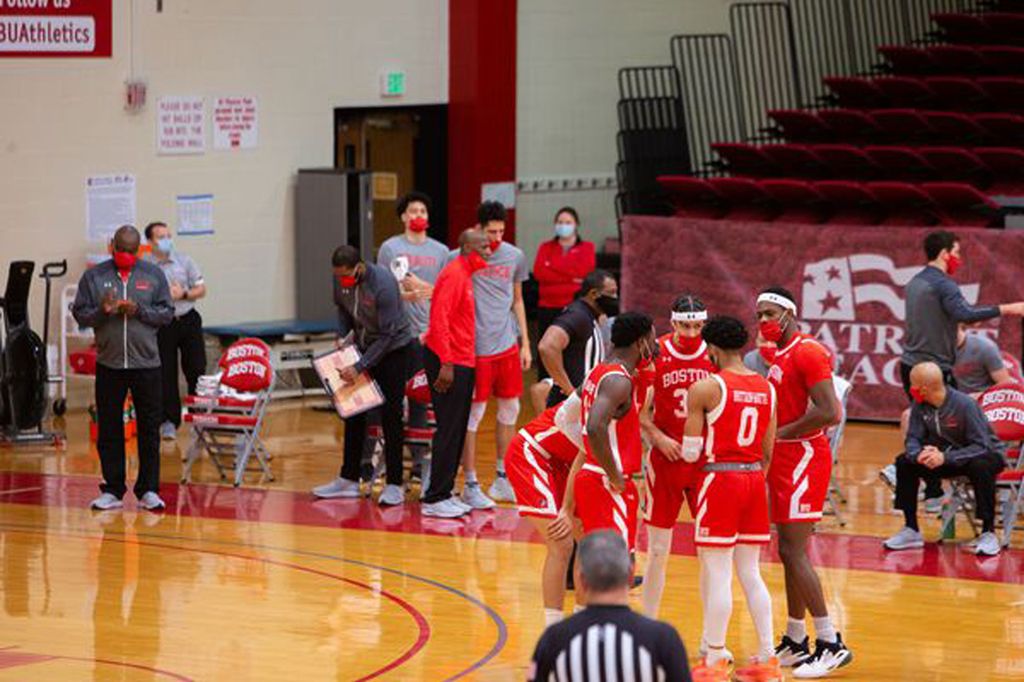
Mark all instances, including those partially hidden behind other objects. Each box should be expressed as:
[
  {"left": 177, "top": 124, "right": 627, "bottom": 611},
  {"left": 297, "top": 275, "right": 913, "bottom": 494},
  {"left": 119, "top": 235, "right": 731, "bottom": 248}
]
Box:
[{"left": 637, "top": 294, "right": 715, "bottom": 619}]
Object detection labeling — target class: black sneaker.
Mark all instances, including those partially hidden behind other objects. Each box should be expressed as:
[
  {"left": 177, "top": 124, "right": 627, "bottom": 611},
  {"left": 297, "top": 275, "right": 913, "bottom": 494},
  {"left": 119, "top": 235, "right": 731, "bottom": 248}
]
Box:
[
  {"left": 774, "top": 634, "right": 811, "bottom": 667},
  {"left": 792, "top": 633, "right": 853, "bottom": 678}
]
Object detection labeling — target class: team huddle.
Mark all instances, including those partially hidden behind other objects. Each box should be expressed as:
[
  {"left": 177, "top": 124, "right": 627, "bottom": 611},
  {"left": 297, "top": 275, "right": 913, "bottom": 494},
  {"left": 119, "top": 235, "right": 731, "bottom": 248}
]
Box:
[{"left": 513, "top": 288, "right": 854, "bottom": 680}]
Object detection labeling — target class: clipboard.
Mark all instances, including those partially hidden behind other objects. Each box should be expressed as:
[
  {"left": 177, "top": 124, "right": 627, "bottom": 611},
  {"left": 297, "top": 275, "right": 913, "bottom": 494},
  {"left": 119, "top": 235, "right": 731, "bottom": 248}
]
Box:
[{"left": 311, "top": 344, "right": 384, "bottom": 419}]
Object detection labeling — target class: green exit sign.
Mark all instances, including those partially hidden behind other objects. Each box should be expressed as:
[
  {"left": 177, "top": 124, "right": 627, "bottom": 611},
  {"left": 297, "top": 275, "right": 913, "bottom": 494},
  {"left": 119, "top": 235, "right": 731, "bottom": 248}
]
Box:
[{"left": 381, "top": 70, "right": 406, "bottom": 97}]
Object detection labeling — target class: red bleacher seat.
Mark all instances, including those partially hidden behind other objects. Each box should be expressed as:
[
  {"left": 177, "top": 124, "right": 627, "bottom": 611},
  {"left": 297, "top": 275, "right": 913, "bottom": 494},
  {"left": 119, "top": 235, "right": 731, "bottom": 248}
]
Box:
[
  {"left": 656, "top": 176, "right": 727, "bottom": 218},
  {"left": 816, "top": 144, "right": 883, "bottom": 180},
  {"left": 767, "top": 110, "right": 832, "bottom": 142},
  {"left": 879, "top": 46, "right": 936, "bottom": 75},
  {"left": 865, "top": 146, "right": 936, "bottom": 181},
  {"left": 974, "top": 147, "right": 1024, "bottom": 195},
  {"left": 982, "top": 13, "right": 1024, "bottom": 45},
  {"left": 758, "top": 179, "right": 830, "bottom": 224},
  {"left": 931, "top": 13, "right": 990, "bottom": 44},
  {"left": 921, "top": 182, "right": 1002, "bottom": 227},
  {"left": 978, "top": 46, "right": 1024, "bottom": 76},
  {"left": 925, "top": 77, "right": 990, "bottom": 112},
  {"left": 875, "top": 76, "right": 935, "bottom": 108},
  {"left": 922, "top": 111, "right": 990, "bottom": 145},
  {"left": 975, "top": 113, "right": 1024, "bottom": 146},
  {"left": 919, "top": 147, "right": 989, "bottom": 186},
  {"left": 980, "top": 77, "right": 1024, "bottom": 110},
  {"left": 707, "top": 177, "right": 779, "bottom": 221},
  {"left": 824, "top": 76, "right": 886, "bottom": 108},
  {"left": 866, "top": 181, "right": 940, "bottom": 226},
  {"left": 711, "top": 143, "right": 777, "bottom": 177},
  {"left": 818, "top": 109, "right": 881, "bottom": 141},
  {"left": 815, "top": 180, "right": 883, "bottom": 225},
  {"left": 871, "top": 109, "right": 933, "bottom": 143},
  {"left": 760, "top": 144, "right": 826, "bottom": 178},
  {"left": 929, "top": 45, "right": 986, "bottom": 75}
]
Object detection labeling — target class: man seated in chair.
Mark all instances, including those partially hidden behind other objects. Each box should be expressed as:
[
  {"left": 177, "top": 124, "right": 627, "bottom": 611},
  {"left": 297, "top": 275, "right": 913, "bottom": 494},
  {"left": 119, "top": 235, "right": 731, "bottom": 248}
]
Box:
[{"left": 884, "top": 362, "right": 1007, "bottom": 556}]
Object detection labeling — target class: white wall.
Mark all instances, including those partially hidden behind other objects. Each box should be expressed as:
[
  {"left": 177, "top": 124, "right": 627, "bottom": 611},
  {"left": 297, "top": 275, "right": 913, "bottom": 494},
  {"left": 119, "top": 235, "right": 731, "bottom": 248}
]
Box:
[
  {"left": 0, "top": 0, "right": 448, "bottom": 335},
  {"left": 515, "top": 0, "right": 731, "bottom": 265}
]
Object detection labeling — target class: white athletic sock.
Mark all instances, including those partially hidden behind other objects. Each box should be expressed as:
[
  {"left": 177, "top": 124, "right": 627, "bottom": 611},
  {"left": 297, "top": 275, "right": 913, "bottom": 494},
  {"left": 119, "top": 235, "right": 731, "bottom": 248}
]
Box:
[
  {"left": 735, "top": 544, "right": 774, "bottom": 660},
  {"left": 641, "top": 527, "right": 672, "bottom": 618},
  {"left": 787, "top": 617, "right": 807, "bottom": 643},
  {"left": 706, "top": 645, "right": 730, "bottom": 666},
  {"left": 465, "top": 471, "right": 478, "bottom": 486},
  {"left": 813, "top": 615, "right": 837, "bottom": 644},
  {"left": 699, "top": 548, "right": 734, "bottom": 661},
  {"left": 544, "top": 608, "right": 564, "bottom": 627}
]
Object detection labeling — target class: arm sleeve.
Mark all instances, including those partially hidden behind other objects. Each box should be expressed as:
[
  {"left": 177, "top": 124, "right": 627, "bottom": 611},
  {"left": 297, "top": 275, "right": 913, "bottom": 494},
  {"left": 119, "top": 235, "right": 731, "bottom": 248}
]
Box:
[
  {"left": 551, "top": 308, "right": 586, "bottom": 343},
  {"left": 376, "top": 242, "right": 393, "bottom": 268},
  {"left": 532, "top": 243, "right": 557, "bottom": 284},
  {"left": 981, "top": 338, "right": 1006, "bottom": 374},
  {"left": 905, "top": 406, "right": 926, "bottom": 461},
  {"left": 937, "top": 278, "right": 1001, "bottom": 323},
  {"left": 71, "top": 274, "right": 103, "bottom": 329},
  {"left": 569, "top": 242, "right": 597, "bottom": 280},
  {"left": 355, "top": 277, "right": 404, "bottom": 372},
  {"left": 136, "top": 272, "right": 175, "bottom": 328},
  {"left": 428, "top": 271, "right": 456, "bottom": 364},
  {"left": 659, "top": 625, "right": 692, "bottom": 682},
  {"left": 946, "top": 400, "right": 1003, "bottom": 465},
  {"left": 515, "top": 250, "right": 529, "bottom": 283}
]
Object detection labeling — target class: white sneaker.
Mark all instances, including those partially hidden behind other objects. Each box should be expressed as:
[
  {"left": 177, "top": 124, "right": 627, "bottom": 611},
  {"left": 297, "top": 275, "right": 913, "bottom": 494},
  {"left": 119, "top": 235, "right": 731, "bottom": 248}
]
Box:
[
  {"left": 422, "top": 499, "right": 467, "bottom": 518},
  {"left": 90, "top": 493, "right": 123, "bottom": 511},
  {"left": 312, "top": 477, "right": 361, "bottom": 499},
  {"left": 883, "top": 526, "right": 924, "bottom": 550},
  {"left": 450, "top": 495, "right": 473, "bottom": 514},
  {"left": 378, "top": 484, "right": 405, "bottom": 507},
  {"left": 138, "top": 491, "right": 166, "bottom": 511},
  {"left": 461, "top": 483, "right": 496, "bottom": 510},
  {"left": 487, "top": 474, "right": 516, "bottom": 503},
  {"left": 975, "top": 531, "right": 1001, "bottom": 556},
  {"left": 791, "top": 634, "right": 853, "bottom": 678},
  {"left": 160, "top": 422, "right": 177, "bottom": 441},
  {"left": 878, "top": 464, "right": 896, "bottom": 489}
]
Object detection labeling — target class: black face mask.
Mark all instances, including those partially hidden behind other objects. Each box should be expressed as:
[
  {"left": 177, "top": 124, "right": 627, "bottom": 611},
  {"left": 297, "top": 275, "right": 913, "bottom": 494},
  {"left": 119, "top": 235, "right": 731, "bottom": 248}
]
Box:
[{"left": 595, "top": 295, "right": 620, "bottom": 318}]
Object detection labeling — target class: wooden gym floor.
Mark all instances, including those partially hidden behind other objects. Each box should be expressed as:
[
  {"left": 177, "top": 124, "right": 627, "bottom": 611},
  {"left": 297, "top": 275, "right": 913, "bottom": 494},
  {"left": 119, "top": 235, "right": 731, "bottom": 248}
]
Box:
[{"left": 1, "top": 396, "right": 1023, "bottom": 681}]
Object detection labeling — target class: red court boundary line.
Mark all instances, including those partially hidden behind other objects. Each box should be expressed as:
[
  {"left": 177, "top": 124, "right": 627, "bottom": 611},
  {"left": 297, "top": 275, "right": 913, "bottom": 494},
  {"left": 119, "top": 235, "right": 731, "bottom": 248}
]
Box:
[
  {"left": 2, "top": 471, "right": 1023, "bottom": 585},
  {"left": 2, "top": 528, "right": 431, "bottom": 682}
]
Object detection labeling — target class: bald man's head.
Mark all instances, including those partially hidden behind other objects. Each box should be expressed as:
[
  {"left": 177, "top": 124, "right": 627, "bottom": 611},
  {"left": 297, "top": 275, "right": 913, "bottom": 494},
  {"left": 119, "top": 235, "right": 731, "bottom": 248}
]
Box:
[
  {"left": 910, "top": 362, "right": 947, "bottom": 406},
  {"left": 112, "top": 225, "right": 141, "bottom": 254},
  {"left": 459, "top": 228, "right": 490, "bottom": 260}
]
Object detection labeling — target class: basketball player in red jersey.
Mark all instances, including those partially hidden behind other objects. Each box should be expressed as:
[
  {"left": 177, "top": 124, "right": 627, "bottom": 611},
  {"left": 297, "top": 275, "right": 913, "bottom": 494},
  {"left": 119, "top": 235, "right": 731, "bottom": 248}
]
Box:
[
  {"left": 637, "top": 294, "right": 716, "bottom": 618},
  {"left": 684, "top": 315, "right": 780, "bottom": 681},
  {"left": 756, "top": 287, "right": 852, "bottom": 678},
  {"left": 505, "top": 393, "right": 586, "bottom": 628},
  {"left": 576, "top": 312, "right": 657, "bottom": 560}
]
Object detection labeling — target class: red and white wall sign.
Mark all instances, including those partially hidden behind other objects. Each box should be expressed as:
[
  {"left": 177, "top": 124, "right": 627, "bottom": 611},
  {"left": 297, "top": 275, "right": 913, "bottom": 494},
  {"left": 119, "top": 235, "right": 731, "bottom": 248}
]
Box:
[
  {"left": 0, "top": 0, "right": 112, "bottom": 58},
  {"left": 213, "top": 96, "right": 258, "bottom": 150}
]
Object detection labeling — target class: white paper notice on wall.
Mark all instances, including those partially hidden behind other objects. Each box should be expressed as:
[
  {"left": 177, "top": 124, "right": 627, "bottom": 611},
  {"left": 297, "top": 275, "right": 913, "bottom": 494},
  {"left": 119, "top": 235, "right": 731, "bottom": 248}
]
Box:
[
  {"left": 213, "top": 96, "right": 258, "bottom": 150},
  {"left": 86, "top": 174, "right": 136, "bottom": 242},
  {"left": 157, "top": 96, "right": 205, "bottom": 155},
  {"left": 481, "top": 182, "right": 516, "bottom": 209},
  {"left": 176, "top": 194, "right": 214, "bottom": 235}
]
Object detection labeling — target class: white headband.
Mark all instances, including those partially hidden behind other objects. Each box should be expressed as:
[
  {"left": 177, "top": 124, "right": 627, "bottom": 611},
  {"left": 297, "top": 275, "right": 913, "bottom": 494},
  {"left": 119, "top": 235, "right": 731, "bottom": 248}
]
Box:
[
  {"left": 757, "top": 293, "right": 798, "bottom": 314},
  {"left": 671, "top": 310, "right": 707, "bottom": 322}
]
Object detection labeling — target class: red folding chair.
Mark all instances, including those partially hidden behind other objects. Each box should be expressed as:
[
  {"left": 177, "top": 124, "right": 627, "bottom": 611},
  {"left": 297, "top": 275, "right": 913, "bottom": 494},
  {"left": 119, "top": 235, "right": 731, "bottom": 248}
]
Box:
[
  {"left": 656, "top": 176, "right": 728, "bottom": 219},
  {"left": 866, "top": 181, "right": 941, "bottom": 226},
  {"left": 878, "top": 45, "right": 937, "bottom": 75},
  {"left": 815, "top": 144, "right": 884, "bottom": 180},
  {"left": 979, "top": 383, "right": 1024, "bottom": 547},
  {"left": 975, "top": 147, "right": 1024, "bottom": 195},
  {"left": 929, "top": 45, "right": 986, "bottom": 75},
  {"left": 875, "top": 76, "right": 936, "bottom": 108},
  {"left": 760, "top": 144, "right": 827, "bottom": 179},
  {"left": 871, "top": 109, "right": 934, "bottom": 144},
  {"left": 707, "top": 177, "right": 780, "bottom": 221},
  {"left": 975, "top": 113, "right": 1024, "bottom": 146},
  {"left": 921, "top": 182, "right": 1002, "bottom": 227},
  {"left": 926, "top": 77, "right": 991, "bottom": 112},
  {"left": 815, "top": 180, "right": 884, "bottom": 225},
  {"left": 919, "top": 147, "right": 989, "bottom": 186},
  {"left": 982, "top": 13, "right": 1024, "bottom": 45},
  {"left": 711, "top": 143, "right": 778, "bottom": 177},
  {"left": 758, "top": 179, "right": 830, "bottom": 224},
  {"left": 980, "top": 77, "right": 1024, "bottom": 111},
  {"left": 865, "top": 146, "right": 937, "bottom": 181},
  {"left": 977, "top": 46, "right": 1024, "bottom": 76},
  {"left": 922, "top": 111, "right": 990, "bottom": 145},
  {"left": 931, "top": 12, "right": 991, "bottom": 44},
  {"left": 366, "top": 369, "right": 436, "bottom": 488},
  {"left": 767, "top": 110, "right": 833, "bottom": 142},
  {"left": 818, "top": 109, "right": 882, "bottom": 142},
  {"left": 823, "top": 76, "right": 887, "bottom": 108}
]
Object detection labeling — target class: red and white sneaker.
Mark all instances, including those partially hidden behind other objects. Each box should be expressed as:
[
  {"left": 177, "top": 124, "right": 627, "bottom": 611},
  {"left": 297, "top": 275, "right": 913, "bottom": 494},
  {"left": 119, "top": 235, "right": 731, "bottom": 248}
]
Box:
[{"left": 734, "top": 656, "right": 784, "bottom": 682}]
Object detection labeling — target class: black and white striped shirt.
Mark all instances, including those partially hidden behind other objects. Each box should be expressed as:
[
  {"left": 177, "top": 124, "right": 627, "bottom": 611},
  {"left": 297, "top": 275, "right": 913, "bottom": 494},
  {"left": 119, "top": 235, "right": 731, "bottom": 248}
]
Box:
[
  {"left": 546, "top": 300, "right": 606, "bottom": 408},
  {"left": 529, "top": 605, "right": 691, "bottom": 682}
]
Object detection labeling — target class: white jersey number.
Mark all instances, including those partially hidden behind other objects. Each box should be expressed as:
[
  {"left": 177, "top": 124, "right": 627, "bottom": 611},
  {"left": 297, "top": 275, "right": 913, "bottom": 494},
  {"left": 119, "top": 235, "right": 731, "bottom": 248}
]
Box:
[
  {"left": 673, "top": 388, "right": 688, "bottom": 420},
  {"left": 737, "top": 406, "right": 759, "bottom": 447}
]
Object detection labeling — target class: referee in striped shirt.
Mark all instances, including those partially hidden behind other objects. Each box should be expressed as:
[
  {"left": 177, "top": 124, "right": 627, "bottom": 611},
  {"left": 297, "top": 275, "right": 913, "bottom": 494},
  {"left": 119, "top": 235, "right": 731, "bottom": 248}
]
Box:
[{"left": 529, "top": 531, "right": 691, "bottom": 682}]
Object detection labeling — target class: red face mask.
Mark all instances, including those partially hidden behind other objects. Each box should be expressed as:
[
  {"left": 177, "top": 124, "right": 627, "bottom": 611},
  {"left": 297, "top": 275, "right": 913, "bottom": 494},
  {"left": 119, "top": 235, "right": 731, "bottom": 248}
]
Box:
[
  {"left": 113, "top": 251, "right": 136, "bottom": 271},
  {"left": 909, "top": 386, "right": 927, "bottom": 404},
  {"left": 466, "top": 251, "right": 488, "bottom": 272},
  {"left": 488, "top": 239, "right": 502, "bottom": 253},
  {"left": 759, "top": 319, "right": 784, "bottom": 344},
  {"left": 408, "top": 216, "right": 428, "bottom": 233},
  {"left": 337, "top": 274, "right": 358, "bottom": 289},
  {"left": 946, "top": 253, "right": 962, "bottom": 276},
  {"left": 759, "top": 345, "right": 777, "bottom": 364},
  {"left": 676, "top": 334, "right": 702, "bottom": 355}
]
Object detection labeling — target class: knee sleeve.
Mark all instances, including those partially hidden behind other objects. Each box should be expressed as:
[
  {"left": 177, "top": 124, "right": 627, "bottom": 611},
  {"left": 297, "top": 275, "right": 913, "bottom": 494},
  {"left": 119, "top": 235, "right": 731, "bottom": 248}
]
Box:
[
  {"left": 466, "top": 401, "right": 488, "bottom": 433},
  {"left": 647, "top": 527, "right": 672, "bottom": 562},
  {"left": 496, "top": 397, "right": 521, "bottom": 427}
]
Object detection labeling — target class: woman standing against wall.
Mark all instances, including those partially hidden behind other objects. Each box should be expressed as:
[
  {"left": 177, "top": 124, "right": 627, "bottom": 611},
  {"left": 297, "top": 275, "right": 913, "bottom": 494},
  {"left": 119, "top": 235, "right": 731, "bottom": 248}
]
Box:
[{"left": 529, "top": 207, "right": 596, "bottom": 412}]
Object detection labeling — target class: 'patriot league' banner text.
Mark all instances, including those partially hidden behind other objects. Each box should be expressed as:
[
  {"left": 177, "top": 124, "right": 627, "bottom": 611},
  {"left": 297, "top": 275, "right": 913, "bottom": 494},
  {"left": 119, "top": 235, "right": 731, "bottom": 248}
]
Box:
[{"left": 621, "top": 216, "right": 1024, "bottom": 421}]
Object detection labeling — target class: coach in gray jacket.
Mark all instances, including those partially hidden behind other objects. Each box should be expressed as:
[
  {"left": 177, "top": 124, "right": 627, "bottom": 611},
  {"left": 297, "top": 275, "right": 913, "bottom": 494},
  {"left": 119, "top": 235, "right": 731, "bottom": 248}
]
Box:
[{"left": 72, "top": 225, "right": 174, "bottom": 512}]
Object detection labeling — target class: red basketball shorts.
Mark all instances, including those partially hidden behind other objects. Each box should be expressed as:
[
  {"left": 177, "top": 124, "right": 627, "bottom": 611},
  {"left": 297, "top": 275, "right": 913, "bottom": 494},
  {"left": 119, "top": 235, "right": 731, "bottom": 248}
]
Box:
[
  {"left": 574, "top": 466, "right": 640, "bottom": 552},
  {"left": 644, "top": 448, "right": 701, "bottom": 529},
  {"left": 506, "top": 433, "right": 570, "bottom": 520},
  {"left": 767, "top": 438, "right": 832, "bottom": 524},
  {"left": 693, "top": 469, "right": 771, "bottom": 548},
  {"left": 473, "top": 345, "right": 523, "bottom": 402}
]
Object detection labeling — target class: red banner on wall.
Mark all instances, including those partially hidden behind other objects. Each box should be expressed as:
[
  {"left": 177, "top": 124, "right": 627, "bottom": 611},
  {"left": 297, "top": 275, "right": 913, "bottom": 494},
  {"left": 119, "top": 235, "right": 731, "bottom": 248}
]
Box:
[
  {"left": 0, "top": 0, "right": 112, "bottom": 58},
  {"left": 621, "top": 216, "right": 1024, "bottom": 421}
]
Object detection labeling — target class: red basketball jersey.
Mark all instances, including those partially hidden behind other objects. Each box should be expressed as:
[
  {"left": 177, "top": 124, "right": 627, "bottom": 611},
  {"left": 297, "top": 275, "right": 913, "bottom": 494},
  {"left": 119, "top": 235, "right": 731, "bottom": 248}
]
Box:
[
  {"left": 520, "top": 403, "right": 581, "bottom": 465},
  {"left": 767, "top": 333, "right": 833, "bottom": 438},
  {"left": 639, "top": 334, "right": 716, "bottom": 443},
  {"left": 581, "top": 362, "right": 643, "bottom": 476},
  {"left": 705, "top": 370, "right": 775, "bottom": 464}
]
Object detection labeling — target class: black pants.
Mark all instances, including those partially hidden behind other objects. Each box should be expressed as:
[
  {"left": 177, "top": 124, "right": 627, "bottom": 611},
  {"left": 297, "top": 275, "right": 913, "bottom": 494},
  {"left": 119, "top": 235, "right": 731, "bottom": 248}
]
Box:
[
  {"left": 157, "top": 309, "right": 206, "bottom": 427},
  {"left": 899, "top": 361, "right": 956, "bottom": 499},
  {"left": 341, "top": 341, "right": 414, "bottom": 486},
  {"left": 422, "top": 346, "right": 475, "bottom": 504},
  {"left": 894, "top": 450, "right": 1005, "bottom": 532},
  {"left": 535, "top": 306, "right": 562, "bottom": 381},
  {"left": 96, "top": 365, "right": 162, "bottom": 499}
]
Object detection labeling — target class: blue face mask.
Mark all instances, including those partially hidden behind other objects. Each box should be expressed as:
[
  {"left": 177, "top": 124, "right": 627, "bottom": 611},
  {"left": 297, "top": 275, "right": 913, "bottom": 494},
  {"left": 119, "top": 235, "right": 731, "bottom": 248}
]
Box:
[
  {"left": 554, "top": 222, "right": 576, "bottom": 239},
  {"left": 156, "top": 237, "right": 174, "bottom": 253}
]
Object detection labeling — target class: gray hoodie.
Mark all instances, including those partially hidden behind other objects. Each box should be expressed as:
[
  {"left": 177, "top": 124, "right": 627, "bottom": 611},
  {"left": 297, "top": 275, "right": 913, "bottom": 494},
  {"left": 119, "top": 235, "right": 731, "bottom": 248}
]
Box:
[{"left": 72, "top": 259, "right": 174, "bottom": 370}]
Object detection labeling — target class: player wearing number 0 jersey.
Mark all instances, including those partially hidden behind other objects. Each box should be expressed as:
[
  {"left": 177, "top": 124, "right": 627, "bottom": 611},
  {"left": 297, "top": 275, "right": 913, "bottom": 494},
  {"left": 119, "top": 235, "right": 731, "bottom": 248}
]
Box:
[
  {"left": 684, "top": 315, "right": 781, "bottom": 681},
  {"left": 575, "top": 313, "right": 657, "bottom": 555},
  {"left": 756, "top": 287, "right": 851, "bottom": 679}
]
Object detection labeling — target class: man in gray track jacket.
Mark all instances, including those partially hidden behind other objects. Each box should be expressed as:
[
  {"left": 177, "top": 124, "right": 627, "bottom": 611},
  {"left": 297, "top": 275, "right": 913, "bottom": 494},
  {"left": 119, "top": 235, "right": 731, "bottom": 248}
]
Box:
[{"left": 72, "top": 225, "right": 174, "bottom": 512}]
